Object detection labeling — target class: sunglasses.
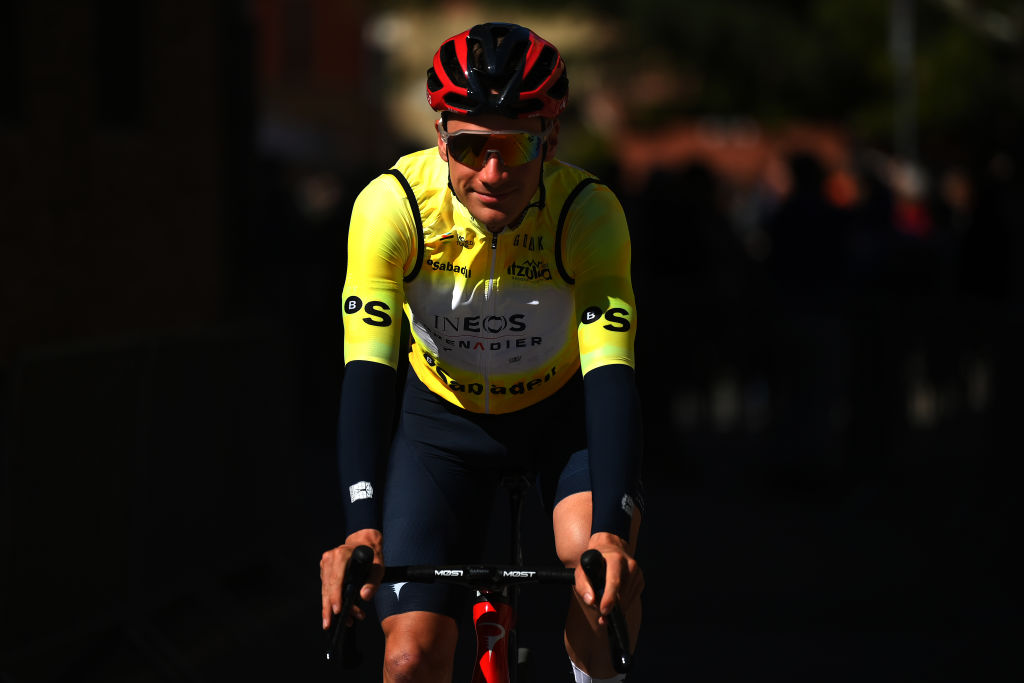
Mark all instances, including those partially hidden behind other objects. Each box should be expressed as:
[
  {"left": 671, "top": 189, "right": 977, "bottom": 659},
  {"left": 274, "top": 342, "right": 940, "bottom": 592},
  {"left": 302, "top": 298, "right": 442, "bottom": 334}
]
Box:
[{"left": 440, "top": 128, "right": 549, "bottom": 169}]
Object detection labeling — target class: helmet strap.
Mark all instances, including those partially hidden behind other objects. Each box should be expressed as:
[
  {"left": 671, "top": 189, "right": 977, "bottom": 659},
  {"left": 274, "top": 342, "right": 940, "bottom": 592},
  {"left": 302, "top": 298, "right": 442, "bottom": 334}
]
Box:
[{"left": 507, "top": 156, "right": 547, "bottom": 230}]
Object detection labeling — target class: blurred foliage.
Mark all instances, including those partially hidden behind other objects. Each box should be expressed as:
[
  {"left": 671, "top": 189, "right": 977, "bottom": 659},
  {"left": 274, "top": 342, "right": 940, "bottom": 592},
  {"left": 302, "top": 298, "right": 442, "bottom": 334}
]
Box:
[
  {"left": 589, "top": 0, "right": 1021, "bottom": 157},
  {"left": 379, "top": 0, "right": 1023, "bottom": 164},
  {"left": 913, "top": 2, "right": 1024, "bottom": 161}
]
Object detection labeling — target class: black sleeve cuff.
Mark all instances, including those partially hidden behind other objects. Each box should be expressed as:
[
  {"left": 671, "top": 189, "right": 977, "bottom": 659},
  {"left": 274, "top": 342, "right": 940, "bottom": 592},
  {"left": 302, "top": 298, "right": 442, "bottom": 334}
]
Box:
[
  {"left": 584, "top": 364, "right": 643, "bottom": 540},
  {"left": 337, "top": 360, "right": 396, "bottom": 535}
]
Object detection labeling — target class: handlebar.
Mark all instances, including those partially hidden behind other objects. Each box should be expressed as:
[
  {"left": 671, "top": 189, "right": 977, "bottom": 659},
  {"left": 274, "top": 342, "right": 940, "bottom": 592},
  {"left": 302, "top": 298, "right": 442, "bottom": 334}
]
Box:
[
  {"left": 382, "top": 563, "right": 575, "bottom": 587},
  {"left": 325, "top": 545, "right": 373, "bottom": 665},
  {"left": 326, "top": 545, "right": 633, "bottom": 674},
  {"left": 580, "top": 549, "right": 633, "bottom": 674}
]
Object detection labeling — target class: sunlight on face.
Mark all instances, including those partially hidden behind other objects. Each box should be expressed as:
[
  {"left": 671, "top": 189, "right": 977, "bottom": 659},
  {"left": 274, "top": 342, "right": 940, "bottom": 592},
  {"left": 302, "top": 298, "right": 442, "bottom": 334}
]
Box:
[{"left": 439, "top": 113, "right": 553, "bottom": 232}]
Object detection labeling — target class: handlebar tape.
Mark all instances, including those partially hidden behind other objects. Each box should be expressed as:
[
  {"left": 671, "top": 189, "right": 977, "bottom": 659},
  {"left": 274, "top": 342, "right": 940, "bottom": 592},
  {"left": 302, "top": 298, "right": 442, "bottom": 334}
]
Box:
[
  {"left": 343, "top": 545, "right": 375, "bottom": 610},
  {"left": 325, "top": 545, "right": 375, "bottom": 664},
  {"left": 580, "top": 549, "right": 632, "bottom": 674}
]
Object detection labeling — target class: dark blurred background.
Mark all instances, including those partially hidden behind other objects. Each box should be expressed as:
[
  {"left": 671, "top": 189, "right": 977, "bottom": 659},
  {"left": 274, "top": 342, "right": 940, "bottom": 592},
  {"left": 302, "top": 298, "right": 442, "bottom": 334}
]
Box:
[{"left": 1, "top": 0, "right": 1020, "bottom": 681}]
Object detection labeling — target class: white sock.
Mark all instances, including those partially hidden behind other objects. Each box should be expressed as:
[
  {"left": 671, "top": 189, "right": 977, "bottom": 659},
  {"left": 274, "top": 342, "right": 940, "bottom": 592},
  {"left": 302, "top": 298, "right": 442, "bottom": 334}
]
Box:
[{"left": 570, "top": 658, "right": 626, "bottom": 683}]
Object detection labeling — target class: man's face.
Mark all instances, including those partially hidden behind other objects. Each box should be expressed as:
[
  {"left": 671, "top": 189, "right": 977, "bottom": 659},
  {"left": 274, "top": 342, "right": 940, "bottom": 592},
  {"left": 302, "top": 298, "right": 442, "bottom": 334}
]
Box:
[{"left": 438, "top": 113, "right": 557, "bottom": 232}]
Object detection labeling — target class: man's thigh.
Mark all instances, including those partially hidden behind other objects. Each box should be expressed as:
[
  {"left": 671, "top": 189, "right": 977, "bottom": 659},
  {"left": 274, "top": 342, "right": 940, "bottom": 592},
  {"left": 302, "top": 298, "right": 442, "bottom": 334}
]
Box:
[{"left": 375, "top": 427, "right": 497, "bottom": 621}]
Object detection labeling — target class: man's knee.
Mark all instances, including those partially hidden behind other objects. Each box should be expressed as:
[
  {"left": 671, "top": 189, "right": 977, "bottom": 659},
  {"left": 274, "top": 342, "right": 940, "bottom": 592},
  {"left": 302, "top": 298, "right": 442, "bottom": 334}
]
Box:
[
  {"left": 554, "top": 491, "right": 593, "bottom": 567},
  {"left": 382, "top": 612, "right": 457, "bottom": 682},
  {"left": 557, "top": 535, "right": 589, "bottom": 568},
  {"left": 383, "top": 642, "right": 432, "bottom": 682}
]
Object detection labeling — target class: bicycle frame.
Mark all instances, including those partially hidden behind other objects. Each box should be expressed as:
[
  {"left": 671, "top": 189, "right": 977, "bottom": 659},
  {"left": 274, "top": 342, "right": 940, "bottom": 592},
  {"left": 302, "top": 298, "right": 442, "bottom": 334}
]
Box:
[
  {"left": 472, "top": 590, "right": 517, "bottom": 683},
  {"left": 476, "top": 474, "right": 528, "bottom": 683}
]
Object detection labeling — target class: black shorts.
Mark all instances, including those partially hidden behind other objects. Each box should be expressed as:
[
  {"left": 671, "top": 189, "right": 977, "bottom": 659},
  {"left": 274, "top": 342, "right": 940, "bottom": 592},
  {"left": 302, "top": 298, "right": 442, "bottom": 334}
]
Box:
[{"left": 374, "top": 368, "right": 643, "bottom": 622}]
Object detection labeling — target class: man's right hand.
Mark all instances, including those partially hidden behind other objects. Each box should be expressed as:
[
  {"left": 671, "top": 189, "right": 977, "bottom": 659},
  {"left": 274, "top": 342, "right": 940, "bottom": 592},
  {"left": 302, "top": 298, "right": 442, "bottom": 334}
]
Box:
[{"left": 320, "top": 529, "right": 384, "bottom": 630}]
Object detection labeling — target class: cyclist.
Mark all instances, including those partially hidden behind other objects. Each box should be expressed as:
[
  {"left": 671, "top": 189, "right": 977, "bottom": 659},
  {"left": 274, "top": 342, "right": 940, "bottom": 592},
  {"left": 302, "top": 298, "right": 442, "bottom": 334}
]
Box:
[{"left": 320, "top": 23, "right": 644, "bottom": 682}]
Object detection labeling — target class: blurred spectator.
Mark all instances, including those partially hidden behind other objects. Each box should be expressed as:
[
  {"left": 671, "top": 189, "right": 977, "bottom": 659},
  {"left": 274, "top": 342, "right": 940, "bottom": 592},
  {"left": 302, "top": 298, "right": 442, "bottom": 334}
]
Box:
[
  {"left": 760, "top": 153, "right": 852, "bottom": 481},
  {"left": 844, "top": 157, "right": 895, "bottom": 293},
  {"left": 626, "top": 159, "right": 756, "bottom": 307},
  {"left": 884, "top": 158, "right": 944, "bottom": 296},
  {"left": 764, "top": 152, "right": 849, "bottom": 301},
  {"left": 623, "top": 161, "right": 752, "bottom": 467},
  {"left": 959, "top": 153, "right": 1017, "bottom": 301},
  {"left": 929, "top": 165, "right": 974, "bottom": 296},
  {"left": 890, "top": 160, "right": 933, "bottom": 240}
]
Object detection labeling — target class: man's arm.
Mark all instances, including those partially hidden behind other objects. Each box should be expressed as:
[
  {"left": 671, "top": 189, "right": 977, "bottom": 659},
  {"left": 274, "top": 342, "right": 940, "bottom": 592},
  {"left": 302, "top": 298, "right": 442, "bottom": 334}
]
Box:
[
  {"left": 566, "top": 181, "right": 644, "bottom": 618},
  {"left": 336, "top": 172, "right": 418, "bottom": 533},
  {"left": 567, "top": 182, "right": 642, "bottom": 541},
  {"left": 322, "top": 172, "right": 417, "bottom": 630}
]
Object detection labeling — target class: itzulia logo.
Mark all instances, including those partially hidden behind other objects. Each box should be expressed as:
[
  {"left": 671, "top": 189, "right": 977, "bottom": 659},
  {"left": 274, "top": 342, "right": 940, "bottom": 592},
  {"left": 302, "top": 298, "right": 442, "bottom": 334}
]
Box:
[{"left": 507, "top": 259, "right": 551, "bottom": 281}]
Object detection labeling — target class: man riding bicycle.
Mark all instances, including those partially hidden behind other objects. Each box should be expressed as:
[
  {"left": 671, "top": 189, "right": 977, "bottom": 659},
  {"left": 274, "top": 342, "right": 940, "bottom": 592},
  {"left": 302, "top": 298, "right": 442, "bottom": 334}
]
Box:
[{"left": 320, "top": 22, "right": 644, "bottom": 682}]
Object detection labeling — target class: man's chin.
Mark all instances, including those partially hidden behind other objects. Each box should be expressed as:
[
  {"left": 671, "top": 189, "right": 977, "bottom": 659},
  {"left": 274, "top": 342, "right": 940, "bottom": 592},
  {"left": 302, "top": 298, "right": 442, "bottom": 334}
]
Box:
[{"left": 469, "top": 203, "right": 518, "bottom": 232}]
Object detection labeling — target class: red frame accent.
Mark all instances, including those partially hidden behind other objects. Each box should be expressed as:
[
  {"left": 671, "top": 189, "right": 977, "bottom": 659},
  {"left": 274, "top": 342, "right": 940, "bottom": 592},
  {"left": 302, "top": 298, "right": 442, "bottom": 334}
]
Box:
[{"left": 471, "top": 591, "right": 517, "bottom": 683}]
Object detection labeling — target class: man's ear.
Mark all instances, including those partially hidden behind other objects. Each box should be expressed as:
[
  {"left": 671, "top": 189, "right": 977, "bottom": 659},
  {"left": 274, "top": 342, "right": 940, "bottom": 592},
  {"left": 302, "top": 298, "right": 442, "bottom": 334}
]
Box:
[
  {"left": 436, "top": 119, "right": 448, "bottom": 161},
  {"left": 544, "top": 119, "right": 560, "bottom": 161}
]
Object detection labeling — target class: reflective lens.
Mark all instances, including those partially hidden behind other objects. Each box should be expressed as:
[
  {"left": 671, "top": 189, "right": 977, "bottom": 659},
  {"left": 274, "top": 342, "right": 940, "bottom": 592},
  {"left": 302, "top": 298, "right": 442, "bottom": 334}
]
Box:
[{"left": 442, "top": 129, "right": 547, "bottom": 169}]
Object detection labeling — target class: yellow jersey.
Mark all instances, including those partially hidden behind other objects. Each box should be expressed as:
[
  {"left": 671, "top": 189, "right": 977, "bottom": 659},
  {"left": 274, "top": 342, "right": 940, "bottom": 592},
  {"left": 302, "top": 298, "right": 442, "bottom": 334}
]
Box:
[{"left": 341, "top": 148, "right": 636, "bottom": 414}]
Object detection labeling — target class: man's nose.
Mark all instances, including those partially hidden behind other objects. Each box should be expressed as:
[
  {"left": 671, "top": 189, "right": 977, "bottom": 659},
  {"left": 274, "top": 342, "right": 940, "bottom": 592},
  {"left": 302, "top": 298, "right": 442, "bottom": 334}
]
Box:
[{"left": 478, "top": 151, "right": 506, "bottom": 179}]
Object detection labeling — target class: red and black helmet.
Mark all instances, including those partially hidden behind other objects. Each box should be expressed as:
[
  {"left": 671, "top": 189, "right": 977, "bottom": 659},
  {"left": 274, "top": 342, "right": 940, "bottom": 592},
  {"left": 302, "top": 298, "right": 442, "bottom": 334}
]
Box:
[{"left": 427, "top": 23, "right": 569, "bottom": 119}]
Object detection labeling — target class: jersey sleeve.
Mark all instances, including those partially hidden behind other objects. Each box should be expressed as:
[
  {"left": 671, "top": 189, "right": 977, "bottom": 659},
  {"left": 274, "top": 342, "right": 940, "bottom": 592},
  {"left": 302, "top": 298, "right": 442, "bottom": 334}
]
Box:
[
  {"left": 338, "top": 172, "right": 417, "bottom": 535},
  {"left": 564, "top": 183, "right": 643, "bottom": 540},
  {"left": 564, "top": 184, "right": 637, "bottom": 375},
  {"left": 340, "top": 174, "right": 418, "bottom": 368}
]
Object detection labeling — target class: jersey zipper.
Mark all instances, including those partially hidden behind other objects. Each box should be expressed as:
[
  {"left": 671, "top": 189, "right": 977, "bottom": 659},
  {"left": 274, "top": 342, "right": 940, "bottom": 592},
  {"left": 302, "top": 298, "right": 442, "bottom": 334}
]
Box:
[{"left": 483, "top": 231, "right": 499, "bottom": 413}]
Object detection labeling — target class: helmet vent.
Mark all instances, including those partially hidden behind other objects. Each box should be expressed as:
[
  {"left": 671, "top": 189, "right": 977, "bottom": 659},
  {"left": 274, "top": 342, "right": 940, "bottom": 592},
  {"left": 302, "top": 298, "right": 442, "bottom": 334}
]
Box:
[
  {"left": 547, "top": 70, "right": 569, "bottom": 101},
  {"left": 426, "top": 68, "right": 443, "bottom": 93},
  {"left": 520, "top": 45, "right": 558, "bottom": 93},
  {"left": 439, "top": 41, "right": 468, "bottom": 88}
]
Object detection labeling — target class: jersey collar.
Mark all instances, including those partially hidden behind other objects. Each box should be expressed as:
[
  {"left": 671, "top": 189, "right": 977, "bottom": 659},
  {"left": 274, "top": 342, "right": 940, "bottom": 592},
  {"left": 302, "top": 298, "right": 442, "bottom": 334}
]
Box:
[{"left": 450, "top": 186, "right": 541, "bottom": 238}]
